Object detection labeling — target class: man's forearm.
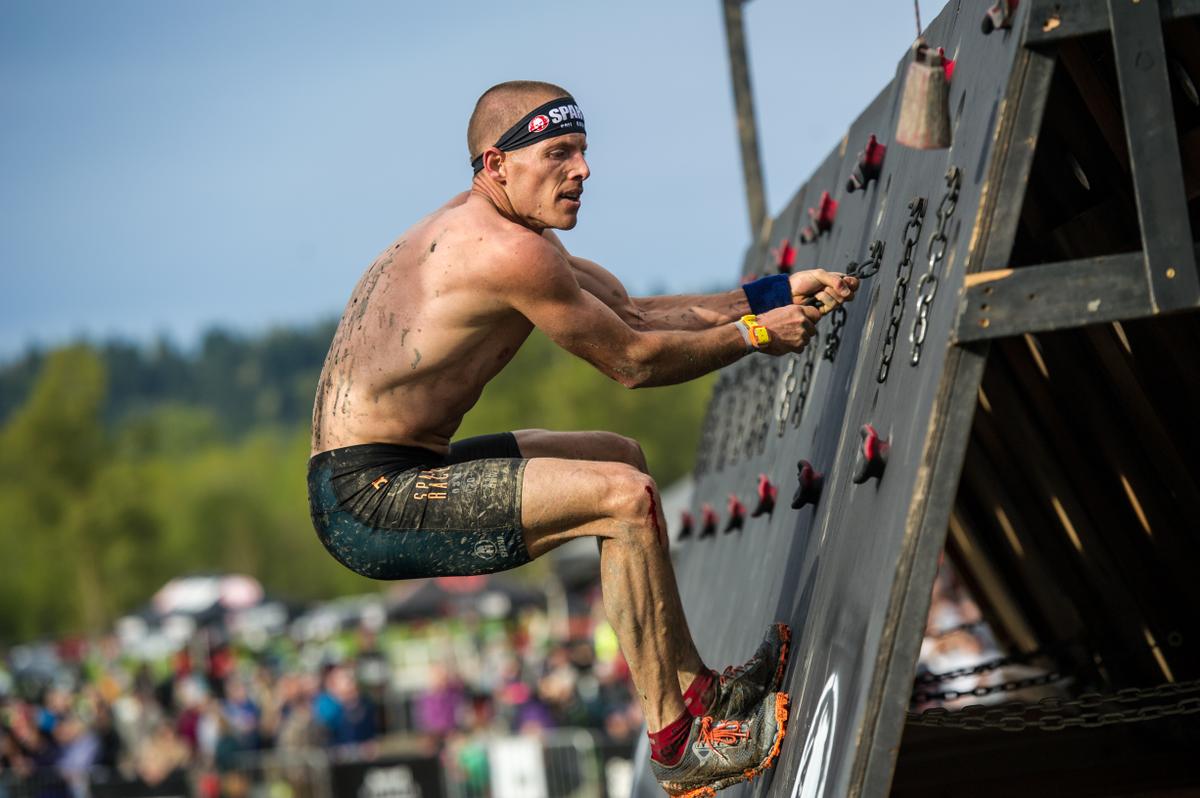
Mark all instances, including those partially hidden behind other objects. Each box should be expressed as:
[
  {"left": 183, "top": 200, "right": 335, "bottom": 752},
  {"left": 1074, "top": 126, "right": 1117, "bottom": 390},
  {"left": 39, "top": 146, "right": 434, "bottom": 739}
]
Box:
[
  {"left": 620, "top": 323, "right": 749, "bottom": 388},
  {"left": 633, "top": 289, "right": 751, "bottom": 331}
]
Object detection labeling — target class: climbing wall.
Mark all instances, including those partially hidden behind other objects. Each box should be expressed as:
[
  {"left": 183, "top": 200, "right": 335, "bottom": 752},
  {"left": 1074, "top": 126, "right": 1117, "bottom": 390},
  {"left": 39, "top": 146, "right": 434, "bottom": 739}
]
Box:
[{"left": 635, "top": 0, "right": 1200, "bottom": 795}]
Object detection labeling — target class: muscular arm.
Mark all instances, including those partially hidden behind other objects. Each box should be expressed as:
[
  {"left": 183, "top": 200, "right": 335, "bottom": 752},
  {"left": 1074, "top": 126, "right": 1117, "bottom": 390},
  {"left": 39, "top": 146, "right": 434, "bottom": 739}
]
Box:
[
  {"left": 542, "top": 231, "right": 747, "bottom": 331},
  {"left": 542, "top": 231, "right": 854, "bottom": 332},
  {"left": 497, "top": 238, "right": 752, "bottom": 388}
]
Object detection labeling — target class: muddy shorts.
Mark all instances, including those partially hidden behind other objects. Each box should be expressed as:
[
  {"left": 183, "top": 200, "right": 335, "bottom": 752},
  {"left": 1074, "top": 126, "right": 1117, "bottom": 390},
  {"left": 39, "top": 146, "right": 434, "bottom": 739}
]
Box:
[{"left": 307, "top": 433, "right": 530, "bottom": 580}]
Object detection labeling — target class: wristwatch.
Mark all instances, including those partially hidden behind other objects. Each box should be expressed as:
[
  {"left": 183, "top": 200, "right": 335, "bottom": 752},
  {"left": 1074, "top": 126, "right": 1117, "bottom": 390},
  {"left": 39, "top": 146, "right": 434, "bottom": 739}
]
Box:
[{"left": 734, "top": 314, "right": 771, "bottom": 350}]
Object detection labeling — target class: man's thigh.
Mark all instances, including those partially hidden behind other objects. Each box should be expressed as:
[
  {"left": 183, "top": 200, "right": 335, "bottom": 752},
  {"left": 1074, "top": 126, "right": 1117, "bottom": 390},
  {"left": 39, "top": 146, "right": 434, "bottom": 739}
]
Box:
[
  {"left": 519, "top": 456, "right": 656, "bottom": 559},
  {"left": 513, "top": 429, "right": 647, "bottom": 472}
]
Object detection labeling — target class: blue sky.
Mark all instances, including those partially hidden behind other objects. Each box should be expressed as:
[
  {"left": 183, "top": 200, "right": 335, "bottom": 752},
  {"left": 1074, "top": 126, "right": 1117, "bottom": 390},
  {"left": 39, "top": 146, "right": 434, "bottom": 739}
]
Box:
[{"left": 0, "top": 1, "right": 947, "bottom": 357}]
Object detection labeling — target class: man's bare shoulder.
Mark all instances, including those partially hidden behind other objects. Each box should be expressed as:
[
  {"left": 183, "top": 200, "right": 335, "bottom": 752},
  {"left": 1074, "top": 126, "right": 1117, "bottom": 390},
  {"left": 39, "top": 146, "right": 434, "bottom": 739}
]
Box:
[{"left": 451, "top": 199, "right": 568, "bottom": 287}]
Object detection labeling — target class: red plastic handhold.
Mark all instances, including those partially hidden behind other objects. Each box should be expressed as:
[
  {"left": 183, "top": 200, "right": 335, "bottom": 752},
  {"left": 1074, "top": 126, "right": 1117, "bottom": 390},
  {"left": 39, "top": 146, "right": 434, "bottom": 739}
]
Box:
[
  {"left": 863, "top": 135, "right": 886, "bottom": 168},
  {"left": 799, "top": 192, "right": 838, "bottom": 244},
  {"left": 700, "top": 504, "right": 718, "bottom": 537},
  {"left": 791, "top": 460, "right": 825, "bottom": 509},
  {"left": 937, "top": 47, "right": 956, "bottom": 82},
  {"left": 751, "top": 474, "right": 778, "bottom": 517},
  {"left": 847, "top": 135, "right": 887, "bottom": 193},
  {"left": 852, "top": 424, "right": 890, "bottom": 484},
  {"left": 724, "top": 494, "right": 746, "bottom": 532},
  {"left": 679, "top": 510, "right": 695, "bottom": 539},
  {"left": 773, "top": 239, "right": 797, "bottom": 273}
]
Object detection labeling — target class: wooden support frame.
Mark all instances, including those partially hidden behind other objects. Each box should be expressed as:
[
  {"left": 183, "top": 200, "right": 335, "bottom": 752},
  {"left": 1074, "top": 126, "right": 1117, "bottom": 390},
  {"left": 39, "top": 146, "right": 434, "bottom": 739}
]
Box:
[
  {"left": 1023, "top": 0, "right": 1200, "bottom": 47},
  {"left": 958, "top": 0, "right": 1200, "bottom": 343},
  {"left": 957, "top": 252, "right": 1150, "bottom": 341},
  {"left": 1109, "top": 0, "right": 1200, "bottom": 311},
  {"left": 957, "top": 245, "right": 1200, "bottom": 342}
]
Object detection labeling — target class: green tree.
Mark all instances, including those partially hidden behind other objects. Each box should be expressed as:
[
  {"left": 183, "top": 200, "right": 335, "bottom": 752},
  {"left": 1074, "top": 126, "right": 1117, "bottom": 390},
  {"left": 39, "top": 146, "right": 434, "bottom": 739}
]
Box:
[{"left": 0, "top": 347, "right": 110, "bottom": 637}]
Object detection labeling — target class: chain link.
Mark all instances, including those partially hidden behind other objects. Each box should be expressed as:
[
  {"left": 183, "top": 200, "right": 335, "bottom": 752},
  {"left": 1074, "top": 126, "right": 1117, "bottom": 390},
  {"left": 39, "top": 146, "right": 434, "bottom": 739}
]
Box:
[
  {"left": 927, "top": 619, "right": 987, "bottom": 640},
  {"left": 776, "top": 357, "right": 797, "bottom": 436},
  {"left": 751, "top": 360, "right": 774, "bottom": 457},
  {"left": 912, "top": 671, "right": 1066, "bottom": 703},
  {"left": 914, "top": 648, "right": 1057, "bottom": 686},
  {"left": 732, "top": 372, "right": 749, "bottom": 463},
  {"left": 909, "top": 166, "right": 961, "bottom": 366},
  {"left": 851, "top": 239, "right": 885, "bottom": 279},
  {"left": 877, "top": 198, "right": 926, "bottom": 383},
  {"left": 823, "top": 306, "right": 846, "bottom": 362},
  {"left": 824, "top": 240, "right": 886, "bottom": 363},
  {"left": 713, "top": 381, "right": 733, "bottom": 472},
  {"left": 791, "top": 334, "right": 819, "bottom": 427},
  {"left": 907, "top": 643, "right": 1070, "bottom": 686},
  {"left": 907, "top": 678, "right": 1200, "bottom": 732},
  {"left": 693, "top": 394, "right": 716, "bottom": 477}
]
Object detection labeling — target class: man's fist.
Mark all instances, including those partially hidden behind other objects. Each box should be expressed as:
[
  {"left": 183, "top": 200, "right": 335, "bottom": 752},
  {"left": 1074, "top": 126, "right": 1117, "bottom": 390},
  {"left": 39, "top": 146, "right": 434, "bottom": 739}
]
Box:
[
  {"left": 788, "top": 268, "right": 859, "bottom": 315},
  {"left": 758, "top": 304, "right": 822, "bottom": 355}
]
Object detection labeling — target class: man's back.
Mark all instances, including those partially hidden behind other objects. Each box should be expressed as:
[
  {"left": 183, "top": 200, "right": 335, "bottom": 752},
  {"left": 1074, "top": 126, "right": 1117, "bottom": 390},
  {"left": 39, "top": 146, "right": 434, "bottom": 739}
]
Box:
[{"left": 310, "top": 193, "right": 537, "bottom": 455}]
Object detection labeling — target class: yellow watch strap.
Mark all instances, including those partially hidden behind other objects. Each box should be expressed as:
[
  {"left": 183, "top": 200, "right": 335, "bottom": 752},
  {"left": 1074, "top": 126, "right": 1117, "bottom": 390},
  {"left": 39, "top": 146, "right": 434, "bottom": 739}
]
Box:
[{"left": 740, "top": 314, "right": 770, "bottom": 349}]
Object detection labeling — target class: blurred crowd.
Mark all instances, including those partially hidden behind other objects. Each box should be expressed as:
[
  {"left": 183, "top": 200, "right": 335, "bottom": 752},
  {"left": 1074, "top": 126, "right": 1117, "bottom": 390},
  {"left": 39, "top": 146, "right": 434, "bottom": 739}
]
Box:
[{"left": 0, "top": 594, "right": 641, "bottom": 798}]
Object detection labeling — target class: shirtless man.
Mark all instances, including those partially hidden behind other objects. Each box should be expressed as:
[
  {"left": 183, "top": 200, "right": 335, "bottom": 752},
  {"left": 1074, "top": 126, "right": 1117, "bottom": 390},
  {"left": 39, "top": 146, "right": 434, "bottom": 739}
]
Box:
[{"left": 308, "top": 80, "right": 858, "bottom": 796}]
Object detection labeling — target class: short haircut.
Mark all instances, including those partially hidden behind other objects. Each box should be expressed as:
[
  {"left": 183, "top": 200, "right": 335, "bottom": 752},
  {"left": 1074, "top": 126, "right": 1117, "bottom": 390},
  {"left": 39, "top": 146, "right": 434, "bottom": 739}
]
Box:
[{"left": 467, "top": 80, "right": 572, "bottom": 163}]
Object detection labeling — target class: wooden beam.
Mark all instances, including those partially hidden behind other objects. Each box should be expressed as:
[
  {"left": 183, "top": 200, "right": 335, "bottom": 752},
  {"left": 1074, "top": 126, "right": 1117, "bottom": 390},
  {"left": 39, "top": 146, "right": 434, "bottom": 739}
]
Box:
[
  {"left": 981, "top": 49, "right": 1057, "bottom": 270},
  {"left": 1109, "top": 0, "right": 1200, "bottom": 312},
  {"left": 957, "top": 252, "right": 1152, "bottom": 341},
  {"left": 856, "top": 343, "right": 991, "bottom": 798},
  {"left": 1023, "top": 0, "right": 1200, "bottom": 47}
]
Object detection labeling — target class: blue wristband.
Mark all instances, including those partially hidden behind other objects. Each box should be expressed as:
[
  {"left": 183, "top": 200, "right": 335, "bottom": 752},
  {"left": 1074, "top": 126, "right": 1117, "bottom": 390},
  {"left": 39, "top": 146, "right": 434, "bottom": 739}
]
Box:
[{"left": 742, "top": 274, "right": 792, "bottom": 315}]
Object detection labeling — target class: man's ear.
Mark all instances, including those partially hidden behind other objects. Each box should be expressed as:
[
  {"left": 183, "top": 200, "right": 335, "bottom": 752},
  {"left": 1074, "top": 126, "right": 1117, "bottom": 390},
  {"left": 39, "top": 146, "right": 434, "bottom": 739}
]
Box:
[{"left": 483, "top": 148, "right": 506, "bottom": 182}]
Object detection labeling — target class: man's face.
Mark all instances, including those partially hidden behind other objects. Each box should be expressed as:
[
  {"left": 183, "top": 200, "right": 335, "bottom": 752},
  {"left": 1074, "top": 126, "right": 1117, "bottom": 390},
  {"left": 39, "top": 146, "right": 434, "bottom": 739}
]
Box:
[{"left": 503, "top": 133, "right": 589, "bottom": 230}]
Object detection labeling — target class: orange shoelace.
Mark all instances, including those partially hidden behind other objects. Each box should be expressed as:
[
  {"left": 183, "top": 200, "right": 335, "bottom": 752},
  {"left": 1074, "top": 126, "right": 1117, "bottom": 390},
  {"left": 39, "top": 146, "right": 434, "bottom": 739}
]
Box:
[{"left": 697, "top": 716, "right": 749, "bottom": 761}]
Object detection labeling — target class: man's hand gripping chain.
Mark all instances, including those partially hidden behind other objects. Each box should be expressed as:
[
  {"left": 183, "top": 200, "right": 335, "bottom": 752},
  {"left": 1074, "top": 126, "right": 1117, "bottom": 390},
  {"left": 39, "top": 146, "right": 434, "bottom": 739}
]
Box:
[{"left": 739, "top": 268, "right": 864, "bottom": 355}]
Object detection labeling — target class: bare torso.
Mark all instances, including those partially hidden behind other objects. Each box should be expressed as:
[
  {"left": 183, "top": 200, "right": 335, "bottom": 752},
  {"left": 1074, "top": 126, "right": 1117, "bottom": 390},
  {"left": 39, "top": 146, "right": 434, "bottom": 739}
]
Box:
[{"left": 311, "top": 192, "right": 538, "bottom": 455}]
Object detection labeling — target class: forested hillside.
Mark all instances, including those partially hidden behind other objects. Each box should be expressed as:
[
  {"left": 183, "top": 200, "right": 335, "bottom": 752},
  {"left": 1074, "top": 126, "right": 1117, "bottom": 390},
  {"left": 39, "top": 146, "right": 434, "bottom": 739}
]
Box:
[
  {"left": 0, "top": 324, "right": 713, "bottom": 642},
  {"left": 0, "top": 322, "right": 339, "bottom": 436}
]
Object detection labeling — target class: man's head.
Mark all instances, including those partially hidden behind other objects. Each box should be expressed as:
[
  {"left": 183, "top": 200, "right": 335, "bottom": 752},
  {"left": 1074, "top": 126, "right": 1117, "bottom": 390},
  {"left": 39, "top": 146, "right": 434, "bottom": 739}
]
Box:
[{"left": 468, "top": 80, "right": 590, "bottom": 231}]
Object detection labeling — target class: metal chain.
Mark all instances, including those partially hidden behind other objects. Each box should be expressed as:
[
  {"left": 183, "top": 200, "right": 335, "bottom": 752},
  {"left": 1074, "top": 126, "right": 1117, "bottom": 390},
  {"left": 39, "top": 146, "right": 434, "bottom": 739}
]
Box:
[
  {"left": 912, "top": 671, "right": 1066, "bottom": 703},
  {"left": 697, "top": 374, "right": 730, "bottom": 476},
  {"left": 791, "top": 334, "right": 819, "bottom": 427},
  {"left": 824, "top": 239, "right": 885, "bottom": 362},
  {"left": 851, "top": 238, "right": 885, "bottom": 279},
  {"left": 928, "top": 619, "right": 987, "bottom": 640},
  {"left": 823, "top": 306, "right": 846, "bottom": 362},
  {"left": 907, "top": 678, "right": 1200, "bottom": 732},
  {"left": 746, "top": 362, "right": 764, "bottom": 459},
  {"left": 731, "top": 373, "right": 748, "bottom": 465},
  {"left": 714, "top": 382, "right": 733, "bottom": 472},
  {"left": 776, "top": 356, "right": 797, "bottom": 437},
  {"left": 909, "top": 166, "right": 961, "bottom": 366},
  {"left": 693, "top": 397, "right": 715, "bottom": 477},
  {"left": 914, "top": 649, "right": 1056, "bottom": 686},
  {"left": 877, "top": 198, "right": 926, "bottom": 383},
  {"left": 752, "top": 361, "right": 774, "bottom": 456}
]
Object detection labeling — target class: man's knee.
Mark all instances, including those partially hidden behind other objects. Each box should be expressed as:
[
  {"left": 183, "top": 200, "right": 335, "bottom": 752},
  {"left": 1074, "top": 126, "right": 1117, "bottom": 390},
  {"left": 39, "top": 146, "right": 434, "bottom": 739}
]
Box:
[{"left": 601, "top": 465, "right": 662, "bottom": 547}]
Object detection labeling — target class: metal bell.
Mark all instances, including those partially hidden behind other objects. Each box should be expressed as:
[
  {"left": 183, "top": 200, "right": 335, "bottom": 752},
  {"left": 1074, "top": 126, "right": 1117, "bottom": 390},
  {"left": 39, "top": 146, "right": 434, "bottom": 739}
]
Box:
[{"left": 895, "top": 40, "right": 952, "bottom": 150}]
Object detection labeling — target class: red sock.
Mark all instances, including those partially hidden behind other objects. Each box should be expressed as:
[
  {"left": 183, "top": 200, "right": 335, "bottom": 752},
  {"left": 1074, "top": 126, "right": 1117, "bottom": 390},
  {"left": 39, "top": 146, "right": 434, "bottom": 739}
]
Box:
[
  {"left": 682, "top": 669, "right": 716, "bottom": 717},
  {"left": 648, "top": 709, "right": 693, "bottom": 766}
]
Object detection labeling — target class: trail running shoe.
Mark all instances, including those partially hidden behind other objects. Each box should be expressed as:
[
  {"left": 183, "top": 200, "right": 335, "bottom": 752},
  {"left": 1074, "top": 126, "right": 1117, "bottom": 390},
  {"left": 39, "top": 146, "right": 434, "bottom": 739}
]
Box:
[
  {"left": 709, "top": 622, "right": 791, "bottom": 718},
  {"left": 652, "top": 690, "right": 790, "bottom": 798}
]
